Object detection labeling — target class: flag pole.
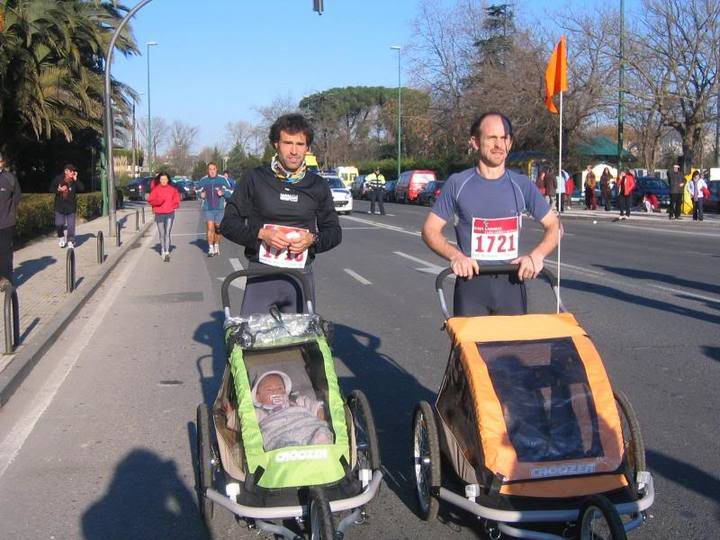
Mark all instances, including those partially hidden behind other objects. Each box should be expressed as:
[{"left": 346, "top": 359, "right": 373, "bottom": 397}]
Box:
[{"left": 556, "top": 91, "right": 563, "bottom": 314}]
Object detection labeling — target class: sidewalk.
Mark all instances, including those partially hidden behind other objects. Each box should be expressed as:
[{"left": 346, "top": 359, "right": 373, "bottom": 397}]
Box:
[
  {"left": 559, "top": 205, "right": 720, "bottom": 227},
  {"left": 0, "top": 202, "right": 153, "bottom": 404}
]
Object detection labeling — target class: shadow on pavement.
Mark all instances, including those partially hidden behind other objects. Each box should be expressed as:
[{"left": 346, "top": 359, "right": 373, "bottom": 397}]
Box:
[
  {"left": 14, "top": 255, "right": 56, "bottom": 287},
  {"left": 646, "top": 449, "right": 720, "bottom": 524},
  {"left": 331, "top": 325, "right": 440, "bottom": 512},
  {"left": 81, "top": 448, "right": 208, "bottom": 540},
  {"left": 190, "top": 238, "right": 209, "bottom": 254},
  {"left": 594, "top": 264, "right": 720, "bottom": 297},
  {"left": 560, "top": 279, "right": 720, "bottom": 325},
  {"left": 193, "top": 310, "right": 226, "bottom": 405},
  {"left": 701, "top": 345, "right": 720, "bottom": 362}
]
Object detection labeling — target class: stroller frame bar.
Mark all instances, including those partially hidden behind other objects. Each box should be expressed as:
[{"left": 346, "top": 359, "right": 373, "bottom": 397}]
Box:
[
  {"left": 436, "top": 471, "right": 654, "bottom": 526},
  {"left": 205, "top": 469, "right": 383, "bottom": 520}
]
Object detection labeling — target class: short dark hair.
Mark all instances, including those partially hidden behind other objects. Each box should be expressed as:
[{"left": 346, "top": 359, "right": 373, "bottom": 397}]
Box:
[
  {"left": 154, "top": 171, "right": 170, "bottom": 182},
  {"left": 470, "top": 112, "right": 513, "bottom": 139},
  {"left": 269, "top": 113, "right": 314, "bottom": 146},
  {"left": 64, "top": 163, "right": 77, "bottom": 172},
  {"left": 207, "top": 162, "right": 218, "bottom": 168}
]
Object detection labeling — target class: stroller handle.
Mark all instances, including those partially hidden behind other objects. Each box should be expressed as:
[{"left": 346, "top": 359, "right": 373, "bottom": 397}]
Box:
[
  {"left": 435, "top": 264, "right": 565, "bottom": 322},
  {"left": 221, "top": 267, "right": 315, "bottom": 317}
]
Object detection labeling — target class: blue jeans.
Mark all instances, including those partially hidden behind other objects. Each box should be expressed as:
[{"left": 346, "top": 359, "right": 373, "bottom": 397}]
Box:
[{"left": 55, "top": 212, "right": 76, "bottom": 241}]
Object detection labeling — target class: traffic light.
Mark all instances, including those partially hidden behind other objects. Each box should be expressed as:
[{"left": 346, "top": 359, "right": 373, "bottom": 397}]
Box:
[{"left": 313, "top": 0, "right": 324, "bottom": 15}]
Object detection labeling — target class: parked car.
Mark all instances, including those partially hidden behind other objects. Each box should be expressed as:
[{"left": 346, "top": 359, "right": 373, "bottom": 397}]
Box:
[
  {"left": 126, "top": 177, "right": 153, "bottom": 201},
  {"left": 172, "top": 178, "right": 197, "bottom": 200},
  {"left": 351, "top": 174, "right": 369, "bottom": 199},
  {"left": 325, "top": 176, "right": 353, "bottom": 215},
  {"left": 383, "top": 180, "right": 397, "bottom": 202},
  {"left": 417, "top": 180, "right": 446, "bottom": 207},
  {"left": 633, "top": 176, "right": 670, "bottom": 207},
  {"left": 395, "top": 170, "right": 437, "bottom": 204},
  {"left": 705, "top": 180, "right": 720, "bottom": 213}
]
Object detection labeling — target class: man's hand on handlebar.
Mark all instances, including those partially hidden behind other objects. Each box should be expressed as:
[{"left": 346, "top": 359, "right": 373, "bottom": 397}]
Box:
[
  {"left": 450, "top": 253, "right": 479, "bottom": 278},
  {"left": 512, "top": 253, "right": 544, "bottom": 282}
]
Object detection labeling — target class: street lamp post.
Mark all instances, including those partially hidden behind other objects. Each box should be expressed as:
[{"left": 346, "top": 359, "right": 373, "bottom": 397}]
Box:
[
  {"left": 131, "top": 92, "right": 144, "bottom": 179},
  {"left": 617, "top": 0, "right": 625, "bottom": 174},
  {"left": 146, "top": 41, "right": 158, "bottom": 175},
  {"left": 390, "top": 45, "right": 402, "bottom": 182}
]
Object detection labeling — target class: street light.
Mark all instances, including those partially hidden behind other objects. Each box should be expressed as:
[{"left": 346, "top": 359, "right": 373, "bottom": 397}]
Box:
[
  {"left": 146, "top": 41, "right": 158, "bottom": 174},
  {"left": 390, "top": 45, "right": 402, "bottom": 182},
  {"left": 131, "top": 91, "right": 144, "bottom": 179}
]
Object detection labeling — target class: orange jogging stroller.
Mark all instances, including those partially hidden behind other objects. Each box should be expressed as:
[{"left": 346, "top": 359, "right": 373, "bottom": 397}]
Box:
[{"left": 412, "top": 265, "right": 654, "bottom": 540}]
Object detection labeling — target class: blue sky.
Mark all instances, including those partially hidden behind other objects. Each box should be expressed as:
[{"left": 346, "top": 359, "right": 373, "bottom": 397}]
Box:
[{"left": 113, "top": 0, "right": 638, "bottom": 151}]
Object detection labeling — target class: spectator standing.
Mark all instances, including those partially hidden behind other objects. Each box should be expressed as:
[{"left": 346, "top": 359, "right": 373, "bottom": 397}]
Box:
[
  {"left": 544, "top": 168, "right": 557, "bottom": 209},
  {"left": 147, "top": 171, "right": 180, "bottom": 261},
  {"left": 584, "top": 166, "right": 597, "bottom": 210},
  {"left": 667, "top": 164, "right": 685, "bottom": 220},
  {"left": 600, "top": 167, "right": 613, "bottom": 211},
  {"left": 689, "top": 170, "right": 708, "bottom": 221},
  {"left": 564, "top": 175, "right": 574, "bottom": 210},
  {"left": 616, "top": 169, "right": 635, "bottom": 220},
  {"left": 50, "top": 164, "right": 84, "bottom": 248},
  {"left": 365, "top": 168, "right": 386, "bottom": 215},
  {"left": 536, "top": 170, "right": 547, "bottom": 198},
  {"left": 0, "top": 153, "right": 21, "bottom": 283}
]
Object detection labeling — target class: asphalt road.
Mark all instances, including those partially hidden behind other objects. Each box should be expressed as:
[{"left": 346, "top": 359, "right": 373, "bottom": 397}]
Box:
[{"left": 0, "top": 199, "right": 717, "bottom": 539}]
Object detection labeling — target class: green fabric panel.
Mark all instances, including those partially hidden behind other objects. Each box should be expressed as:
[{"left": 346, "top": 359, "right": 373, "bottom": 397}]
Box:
[{"left": 226, "top": 336, "right": 351, "bottom": 489}]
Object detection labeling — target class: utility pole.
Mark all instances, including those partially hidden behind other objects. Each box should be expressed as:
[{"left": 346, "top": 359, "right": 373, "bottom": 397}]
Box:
[
  {"left": 391, "top": 46, "right": 402, "bottom": 182},
  {"left": 617, "top": 0, "right": 625, "bottom": 175}
]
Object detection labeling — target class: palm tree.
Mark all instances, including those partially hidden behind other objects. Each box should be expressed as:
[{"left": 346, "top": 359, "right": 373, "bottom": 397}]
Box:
[{"left": 0, "top": 0, "right": 139, "bottom": 170}]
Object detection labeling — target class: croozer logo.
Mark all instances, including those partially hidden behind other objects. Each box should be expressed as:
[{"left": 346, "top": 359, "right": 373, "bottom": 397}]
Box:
[
  {"left": 275, "top": 448, "right": 328, "bottom": 463},
  {"left": 530, "top": 463, "right": 596, "bottom": 479}
]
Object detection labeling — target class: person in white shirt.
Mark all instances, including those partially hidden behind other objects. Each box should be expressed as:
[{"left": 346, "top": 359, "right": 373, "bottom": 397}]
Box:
[{"left": 689, "top": 170, "right": 708, "bottom": 221}]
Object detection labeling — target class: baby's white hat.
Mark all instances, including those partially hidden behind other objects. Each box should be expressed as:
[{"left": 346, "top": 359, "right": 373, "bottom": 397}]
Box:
[{"left": 251, "top": 370, "right": 292, "bottom": 407}]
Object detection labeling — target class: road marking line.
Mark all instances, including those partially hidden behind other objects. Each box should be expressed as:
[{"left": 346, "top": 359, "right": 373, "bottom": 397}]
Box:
[
  {"left": 0, "top": 233, "right": 155, "bottom": 479},
  {"left": 558, "top": 262, "right": 605, "bottom": 277},
  {"left": 342, "top": 216, "right": 420, "bottom": 237},
  {"left": 229, "top": 258, "right": 243, "bottom": 271},
  {"left": 612, "top": 223, "right": 720, "bottom": 237},
  {"left": 344, "top": 269, "right": 372, "bottom": 285},
  {"left": 394, "top": 251, "right": 445, "bottom": 274},
  {"left": 646, "top": 283, "right": 719, "bottom": 304}
]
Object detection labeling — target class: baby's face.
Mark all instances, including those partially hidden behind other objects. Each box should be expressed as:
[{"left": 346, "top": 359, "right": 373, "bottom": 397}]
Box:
[{"left": 257, "top": 375, "right": 286, "bottom": 406}]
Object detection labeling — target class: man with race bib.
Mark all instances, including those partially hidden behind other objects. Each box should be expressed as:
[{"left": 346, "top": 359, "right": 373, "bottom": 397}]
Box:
[
  {"left": 422, "top": 112, "right": 560, "bottom": 316},
  {"left": 221, "top": 114, "right": 341, "bottom": 316}
]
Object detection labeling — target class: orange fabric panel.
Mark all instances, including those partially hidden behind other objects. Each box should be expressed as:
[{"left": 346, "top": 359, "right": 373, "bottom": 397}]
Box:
[
  {"left": 499, "top": 474, "right": 627, "bottom": 498},
  {"left": 447, "top": 313, "right": 586, "bottom": 344},
  {"left": 456, "top": 317, "right": 625, "bottom": 484}
]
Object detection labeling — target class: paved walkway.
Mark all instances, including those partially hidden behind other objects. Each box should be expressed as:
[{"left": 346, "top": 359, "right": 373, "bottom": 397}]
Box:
[{"left": 0, "top": 202, "right": 150, "bottom": 374}]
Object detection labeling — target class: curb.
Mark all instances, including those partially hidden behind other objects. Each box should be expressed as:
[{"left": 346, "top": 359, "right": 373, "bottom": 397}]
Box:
[{"left": 0, "top": 220, "right": 154, "bottom": 407}]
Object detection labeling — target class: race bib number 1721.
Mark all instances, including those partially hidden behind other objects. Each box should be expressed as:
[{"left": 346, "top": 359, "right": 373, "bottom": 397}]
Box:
[{"left": 470, "top": 216, "right": 519, "bottom": 261}]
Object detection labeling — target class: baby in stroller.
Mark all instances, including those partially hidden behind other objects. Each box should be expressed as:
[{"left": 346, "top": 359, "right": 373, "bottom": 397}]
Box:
[{"left": 251, "top": 370, "right": 333, "bottom": 451}]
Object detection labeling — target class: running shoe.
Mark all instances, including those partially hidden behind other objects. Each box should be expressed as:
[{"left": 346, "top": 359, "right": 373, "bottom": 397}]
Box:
[
  {"left": 66, "top": 241, "right": 74, "bottom": 249},
  {"left": 58, "top": 238, "right": 66, "bottom": 248}
]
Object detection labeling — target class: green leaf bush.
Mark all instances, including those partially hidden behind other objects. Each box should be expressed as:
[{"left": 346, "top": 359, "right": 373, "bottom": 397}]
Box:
[{"left": 14, "top": 193, "right": 104, "bottom": 246}]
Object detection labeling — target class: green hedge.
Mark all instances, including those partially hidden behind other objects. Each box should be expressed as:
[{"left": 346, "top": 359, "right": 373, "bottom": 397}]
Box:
[{"left": 14, "top": 192, "right": 104, "bottom": 246}]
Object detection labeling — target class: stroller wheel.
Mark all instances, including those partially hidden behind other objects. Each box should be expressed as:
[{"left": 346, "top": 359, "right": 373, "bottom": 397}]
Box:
[
  {"left": 412, "top": 401, "right": 440, "bottom": 521},
  {"left": 347, "top": 390, "right": 381, "bottom": 470},
  {"left": 614, "top": 389, "right": 646, "bottom": 485},
  {"left": 308, "top": 487, "right": 336, "bottom": 540},
  {"left": 196, "top": 403, "right": 215, "bottom": 523},
  {"left": 579, "top": 495, "right": 627, "bottom": 540}
]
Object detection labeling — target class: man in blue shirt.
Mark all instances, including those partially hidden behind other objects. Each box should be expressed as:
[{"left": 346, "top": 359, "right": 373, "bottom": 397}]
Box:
[
  {"left": 197, "top": 162, "right": 232, "bottom": 257},
  {"left": 422, "top": 112, "right": 560, "bottom": 316}
]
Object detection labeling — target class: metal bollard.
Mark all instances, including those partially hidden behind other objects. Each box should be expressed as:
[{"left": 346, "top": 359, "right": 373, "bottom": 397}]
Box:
[
  {"left": 135, "top": 210, "right": 139, "bottom": 231},
  {"left": 116, "top": 221, "right": 121, "bottom": 247},
  {"left": 96, "top": 230, "right": 104, "bottom": 264},
  {"left": 2, "top": 280, "right": 19, "bottom": 354},
  {"left": 66, "top": 247, "right": 76, "bottom": 293},
  {"left": 141, "top": 206, "right": 146, "bottom": 224}
]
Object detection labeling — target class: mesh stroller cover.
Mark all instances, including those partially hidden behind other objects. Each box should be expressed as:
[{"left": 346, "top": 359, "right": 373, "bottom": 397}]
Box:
[
  {"left": 221, "top": 313, "right": 350, "bottom": 490},
  {"left": 437, "top": 313, "right": 627, "bottom": 498}
]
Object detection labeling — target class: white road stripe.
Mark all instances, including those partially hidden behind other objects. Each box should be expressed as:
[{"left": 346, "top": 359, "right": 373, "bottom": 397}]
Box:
[
  {"left": 0, "top": 233, "right": 155, "bottom": 479},
  {"left": 646, "top": 283, "right": 720, "bottom": 304},
  {"left": 344, "top": 269, "right": 372, "bottom": 285},
  {"left": 559, "top": 262, "right": 605, "bottom": 277},
  {"left": 342, "top": 216, "right": 421, "bottom": 237},
  {"left": 394, "top": 251, "right": 445, "bottom": 274},
  {"left": 229, "top": 258, "right": 243, "bottom": 271}
]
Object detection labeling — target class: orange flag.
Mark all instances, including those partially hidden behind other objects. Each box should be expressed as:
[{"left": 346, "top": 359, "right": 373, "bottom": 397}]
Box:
[{"left": 545, "top": 36, "right": 568, "bottom": 114}]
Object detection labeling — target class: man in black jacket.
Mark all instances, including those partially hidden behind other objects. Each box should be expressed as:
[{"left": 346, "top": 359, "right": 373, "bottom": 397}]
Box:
[
  {"left": 50, "top": 164, "right": 84, "bottom": 249},
  {"left": 0, "top": 153, "right": 21, "bottom": 283},
  {"left": 221, "top": 114, "right": 341, "bottom": 315},
  {"left": 667, "top": 163, "right": 684, "bottom": 220}
]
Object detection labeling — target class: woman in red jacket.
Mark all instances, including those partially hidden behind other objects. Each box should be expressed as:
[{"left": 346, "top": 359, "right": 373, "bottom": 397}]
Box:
[
  {"left": 616, "top": 169, "right": 636, "bottom": 220},
  {"left": 147, "top": 171, "right": 180, "bottom": 261}
]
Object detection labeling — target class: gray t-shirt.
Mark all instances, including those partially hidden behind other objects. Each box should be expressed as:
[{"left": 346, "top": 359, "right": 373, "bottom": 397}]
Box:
[{"left": 431, "top": 168, "right": 550, "bottom": 264}]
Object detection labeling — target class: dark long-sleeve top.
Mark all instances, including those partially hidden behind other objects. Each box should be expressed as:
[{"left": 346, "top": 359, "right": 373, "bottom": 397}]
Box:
[
  {"left": 0, "top": 169, "right": 21, "bottom": 229},
  {"left": 49, "top": 174, "right": 84, "bottom": 214},
  {"left": 220, "top": 166, "right": 341, "bottom": 264}
]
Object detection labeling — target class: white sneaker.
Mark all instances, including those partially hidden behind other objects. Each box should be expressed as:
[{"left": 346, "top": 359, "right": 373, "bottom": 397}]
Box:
[
  {"left": 59, "top": 238, "right": 66, "bottom": 248},
  {"left": 208, "top": 247, "right": 214, "bottom": 257},
  {"left": 66, "top": 241, "right": 74, "bottom": 249},
  {"left": 214, "top": 243, "right": 220, "bottom": 255}
]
